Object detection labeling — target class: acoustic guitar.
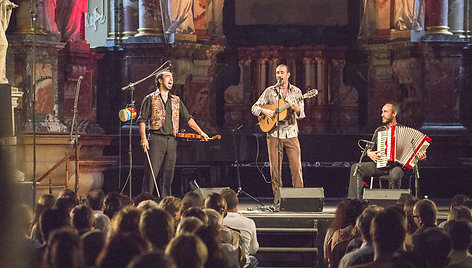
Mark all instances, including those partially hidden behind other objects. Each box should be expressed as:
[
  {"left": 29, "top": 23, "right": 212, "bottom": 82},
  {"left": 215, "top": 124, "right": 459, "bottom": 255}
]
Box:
[
  {"left": 258, "top": 89, "right": 318, "bottom": 132},
  {"left": 176, "top": 132, "right": 222, "bottom": 141}
]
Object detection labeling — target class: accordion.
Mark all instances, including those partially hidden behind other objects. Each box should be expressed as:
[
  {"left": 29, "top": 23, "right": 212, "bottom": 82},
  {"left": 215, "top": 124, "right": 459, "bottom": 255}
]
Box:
[{"left": 377, "top": 125, "right": 431, "bottom": 169}]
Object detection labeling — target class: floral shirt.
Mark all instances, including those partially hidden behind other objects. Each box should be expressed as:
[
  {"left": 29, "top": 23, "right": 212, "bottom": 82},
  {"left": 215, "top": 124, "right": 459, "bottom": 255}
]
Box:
[{"left": 251, "top": 84, "right": 305, "bottom": 139}]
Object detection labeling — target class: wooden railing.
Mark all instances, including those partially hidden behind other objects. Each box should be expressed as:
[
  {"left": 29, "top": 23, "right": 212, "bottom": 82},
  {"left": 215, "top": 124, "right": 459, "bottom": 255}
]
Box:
[{"left": 36, "top": 144, "right": 82, "bottom": 194}]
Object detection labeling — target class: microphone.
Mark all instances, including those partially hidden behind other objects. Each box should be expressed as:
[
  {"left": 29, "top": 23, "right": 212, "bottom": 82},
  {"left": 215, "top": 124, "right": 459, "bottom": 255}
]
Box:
[
  {"left": 359, "top": 139, "right": 375, "bottom": 145},
  {"left": 275, "top": 77, "right": 283, "bottom": 87},
  {"left": 78, "top": 75, "right": 83, "bottom": 81}
]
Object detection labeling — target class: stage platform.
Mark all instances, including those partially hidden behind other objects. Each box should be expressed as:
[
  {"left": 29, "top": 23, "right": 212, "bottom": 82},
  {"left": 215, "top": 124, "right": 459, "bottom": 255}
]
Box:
[{"left": 236, "top": 197, "right": 449, "bottom": 268}]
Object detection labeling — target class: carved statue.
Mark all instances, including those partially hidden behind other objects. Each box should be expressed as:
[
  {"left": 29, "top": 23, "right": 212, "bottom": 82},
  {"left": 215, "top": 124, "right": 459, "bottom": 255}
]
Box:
[
  {"left": 56, "top": 0, "right": 88, "bottom": 42},
  {"left": 393, "top": 0, "right": 424, "bottom": 31},
  {"left": 37, "top": 0, "right": 59, "bottom": 35},
  {"left": 205, "top": 0, "right": 224, "bottom": 36},
  {"left": 0, "top": 0, "right": 17, "bottom": 84},
  {"left": 169, "top": 0, "right": 194, "bottom": 34}
]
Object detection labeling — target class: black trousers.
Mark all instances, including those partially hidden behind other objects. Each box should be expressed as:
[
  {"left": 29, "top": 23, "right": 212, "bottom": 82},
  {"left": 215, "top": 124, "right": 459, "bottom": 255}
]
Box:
[
  {"left": 347, "top": 162, "right": 404, "bottom": 199},
  {"left": 142, "top": 134, "right": 177, "bottom": 198}
]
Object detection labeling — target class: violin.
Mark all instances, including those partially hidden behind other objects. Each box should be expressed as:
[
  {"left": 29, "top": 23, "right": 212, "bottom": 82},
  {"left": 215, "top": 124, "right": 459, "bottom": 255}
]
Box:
[{"left": 176, "top": 133, "right": 222, "bottom": 141}]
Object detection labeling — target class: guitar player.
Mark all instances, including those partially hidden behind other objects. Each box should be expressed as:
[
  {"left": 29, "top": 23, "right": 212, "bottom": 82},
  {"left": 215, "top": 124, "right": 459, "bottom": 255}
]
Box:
[{"left": 251, "top": 64, "right": 305, "bottom": 205}]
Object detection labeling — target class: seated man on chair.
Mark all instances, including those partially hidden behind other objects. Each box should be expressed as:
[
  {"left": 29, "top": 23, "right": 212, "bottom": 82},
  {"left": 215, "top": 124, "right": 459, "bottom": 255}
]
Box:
[{"left": 347, "top": 103, "right": 426, "bottom": 199}]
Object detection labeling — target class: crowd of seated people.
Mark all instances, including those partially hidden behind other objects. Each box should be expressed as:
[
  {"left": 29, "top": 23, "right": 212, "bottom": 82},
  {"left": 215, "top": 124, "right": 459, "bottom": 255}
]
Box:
[
  {"left": 325, "top": 193, "right": 472, "bottom": 268},
  {"left": 6, "top": 188, "right": 260, "bottom": 268}
]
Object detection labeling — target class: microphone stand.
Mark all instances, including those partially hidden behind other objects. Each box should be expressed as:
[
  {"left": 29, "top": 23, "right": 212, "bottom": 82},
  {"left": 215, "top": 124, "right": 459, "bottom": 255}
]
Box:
[
  {"left": 353, "top": 140, "right": 372, "bottom": 199},
  {"left": 120, "top": 61, "right": 170, "bottom": 197},
  {"left": 409, "top": 139, "right": 421, "bottom": 197},
  {"left": 231, "top": 125, "right": 264, "bottom": 206},
  {"left": 70, "top": 77, "right": 83, "bottom": 197},
  {"left": 30, "top": 0, "right": 38, "bottom": 209}
]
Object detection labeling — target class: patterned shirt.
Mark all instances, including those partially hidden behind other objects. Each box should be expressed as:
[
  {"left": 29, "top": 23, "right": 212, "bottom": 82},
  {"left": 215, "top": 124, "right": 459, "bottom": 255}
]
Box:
[{"left": 251, "top": 84, "right": 305, "bottom": 139}]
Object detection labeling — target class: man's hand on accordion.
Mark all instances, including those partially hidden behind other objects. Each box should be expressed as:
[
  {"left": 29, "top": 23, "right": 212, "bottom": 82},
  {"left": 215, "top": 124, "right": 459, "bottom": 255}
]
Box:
[
  {"left": 417, "top": 151, "right": 427, "bottom": 161},
  {"left": 367, "top": 149, "right": 381, "bottom": 163}
]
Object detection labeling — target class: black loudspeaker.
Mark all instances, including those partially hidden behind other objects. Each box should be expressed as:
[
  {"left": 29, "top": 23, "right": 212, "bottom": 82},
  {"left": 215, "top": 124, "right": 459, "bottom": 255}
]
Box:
[
  {"left": 280, "top": 188, "right": 324, "bottom": 212},
  {"left": 363, "top": 189, "right": 411, "bottom": 207},
  {"left": 194, "top": 187, "right": 230, "bottom": 204}
]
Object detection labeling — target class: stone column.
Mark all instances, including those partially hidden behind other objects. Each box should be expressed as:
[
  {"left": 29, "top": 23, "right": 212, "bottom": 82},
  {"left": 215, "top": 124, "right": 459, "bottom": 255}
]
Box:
[
  {"left": 108, "top": 0, "right": 122, "bottom": 40},
  {"left": 256, "top": 58, "right": 267, "bottom": 97},
  {"left": 268, "top": 58, "right": 279, "bottom": 86},
  {"left": 449, "top": 0, "right": 465, "bottom": 37},
  {"left": 316, "top": 58, "right": 326, "bottom": 105},
  {"left": 425, "top": 0, "right": 452, "bottom": 35},
  {"left": 135, "top": 0, "right": 163, "bottom": 36},
  {"left": 303, "top": 58, "right": 315, "bottom": 90},
  {"left": 122, "top": 0, "right": 139, "bottom": 38}
]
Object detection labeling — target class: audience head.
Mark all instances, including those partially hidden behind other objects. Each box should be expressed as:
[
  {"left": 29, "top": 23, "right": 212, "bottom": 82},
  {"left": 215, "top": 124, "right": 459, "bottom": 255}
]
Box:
[
  {"left": 204, "top": 193, "right": 227, "bottom": 217},
  {"left": 330, "top": 199, "right": 367, "bottom": 231},
  {"left": 94, "top": 213, "right": 112, "bottom": 239},
  {"left": 11, "top": 204, "right": 33, "bottom": 237},
  {"left": 127, "top": 252, "right": 176, "bottom": 268},
  {"left": 182, "top": 207, "right": 208, "bottom": 224},
  {"left": 357, "top": 206, "right": 378, "bottom": 243},
  {"left": 120, "top": 194, "right": 133, "bottom": 207},
  {"left": 195, "top": 225, "right": 228, "bottom": 268},
  {"left": 58, "top": 189, "right": 77, "bottom": 202},
  {"left": 449, "top": 194, "right": 469, "bottom": 209},
  {"left": 70, "top": 204, "right": 94, "bottom": 235},
  {"left": 462, "top": 199, "right": 472, "bottom": 209},
  {"left": 446, "top": 205, "right": 472, "bottom": 223},
  {"left": 80, "top": 230, "right": 105, "bottom": 267},
  {"left": 139, "top": 208, "right": 174, "bottom": 250},
  {"left": 403, "top": 197, "right": 419, "bottom": 234},
  {"left": 180, "top": 191, "right": 203, "bottom": 214},
  {"left": 133, "top": 192, "right": 154, "bottom": 207},
  {"left": 86, "top": 189, "right": 105, "bottom": 211},
  {"left": 444, "top": 220, "right": 472, "bottom": 251},
  {"left": 413, "top": 228, "right": 451, "bottom": 268},
  {"left": 165, "top": 234, "right": 208, "bottom": 268},
  {"left": 136, "top": 200, "right": 159, "bottom": 210},
  {"left": 371, "top": 206, "right": 406, "bottom": 255},
  {"left": 159, "top": 196, "right": 182, "bottom": 224},
  {"left": 111, "top": 206, "right": 142, "bottom": 235},
  {"left": 176, "top": 217, "right": 204, "bottom": 235},
  {"left": 220, "top": 188, "right": 238, "bottom": 211},
  {"left": 413, "top": 199, "right": 438, "bottom": 227},
  {"left": 40, "top": 208, "right": 71, "bottom": 243},
  {"left": 103, "top": 192, "right": 122, "bottom": 219},
  {"left": 54, "top": 197, "right": 77, "bottom": 214},
  {"left": 396, "top": 193, "right": 416, "bottom": 208},
  {"left": 43, "top": 228, "right": 81, "bottom": 268},
  {"left": 34, "top": 194, "right": 56, "bottom": 224},
  {"left": 96, "top": 232, "right": 148, "bottom": 268},
  {"left": 203, "top": 208, "right": 223, "bottom": 229}
]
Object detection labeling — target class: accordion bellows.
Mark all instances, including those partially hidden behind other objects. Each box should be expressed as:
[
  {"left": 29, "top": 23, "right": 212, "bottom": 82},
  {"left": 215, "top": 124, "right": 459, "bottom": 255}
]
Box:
[{"left": 377, "top": 125, "right": 431, "bottom": 169}]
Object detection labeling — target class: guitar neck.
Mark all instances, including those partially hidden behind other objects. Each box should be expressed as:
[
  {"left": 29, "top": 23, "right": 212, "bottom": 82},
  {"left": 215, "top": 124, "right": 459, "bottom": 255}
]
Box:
[{"left": 276, "top": 96, "right": 304, "bottom": 113}]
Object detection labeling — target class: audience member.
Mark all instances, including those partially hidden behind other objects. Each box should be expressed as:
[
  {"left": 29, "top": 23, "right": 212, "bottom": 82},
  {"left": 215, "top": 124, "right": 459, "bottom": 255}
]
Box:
[
  {"left": 127, "top": 251, "right": 176, "bottom": 268},
  {"left": 413, "top": 227, "right": 451, "bottom": 268},
  {"left": 103, "top": 192, "right": 122, "bottom": 220},
  {"left": 403, "top": 197, "right": 419, "bottom": 245},
  {"left": 111, "top": 206, "right": 142, "bottom": 235},
  {"left": 447, "top": 206, "right": 472, "bottom": 223},
  {"left": 57, "top": 189, "right": 78, "bottom": 203},
  {"left": 159, "top": 196, "right": 182, "bottom": 226},
  {"left": 444, "top": 220, "right": 472, "bottom": 268},
  {"left": 80, "top": 230, "right": 105, "bottom": 268},
  {"left": 54, "top": 196, "right": 77, "bottom": 214},
  {"left": 221, "top": 188, "right": 259, "bottom": 268},
  {"left": 438, "top": 195, "right": 469, "bottom": 228},
  {"left": 412, "top": 199, "right": 439, "bottom": 236},
  {"left": 176, "top": 216, "right": 204, "bottom": 235},
  {"left": 182, "top": 207, "right": 208, "bottom": 224},
  {"left": 70, "top": 204, "right": 94, "bottom": 236},
  {"left": 339, "top": 206, "right": 378, "bottom": 268},
  {"left": 139, "top": 208, "right": 174, "bottom": 251},
  {"left": 133, "top": 192, "right": 154, "bottom": 207},
  {"left": 351, "top": 206, "right": 406, "bottom": 268},
  {"left": 86, "top": 189, "right": 111, "bottom": 238},
  {"left": 136, "top": 200, "right": 159, "bottom": 210},
  {"left": 39, "top": 208, "right": 71, "bottom": 245},
  {"left": 180, "top": 191, "right": 203, "bottom": 215},
  {"left": 41, "top": 227, "right": 81, "bottom": 268},
  {"left": 195, "top": 225, "right": 230, "bottom": 268},
  {"left": 31, "top": 194, "right": 56, "bottom": 243},
  {"left": 165, "top": 234, "right": 208, "bottom": 268},
  {"left": 96, "top": 232, "right": 148, "bottom": 268},
  {"left": 204, "top": 193, "right": 227, "bottom": 217}
]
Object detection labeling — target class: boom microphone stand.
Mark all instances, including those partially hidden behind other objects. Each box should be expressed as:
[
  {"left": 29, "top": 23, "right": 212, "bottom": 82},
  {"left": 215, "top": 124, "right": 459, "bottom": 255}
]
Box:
[
  {"left": 353, "top": 139, "right": 374, "bottom": 199},
  {"left": 120, "top": 61, "right": 171, "bottom": 197},
  {"left": 274, "top": 78, "right": 283, "bottom": 206},
  {"left": 70, "top": 76, "right": 83, "bottom": 197},
  {"left": 231, "top": 124, "right": 264, "bottom": 206}
]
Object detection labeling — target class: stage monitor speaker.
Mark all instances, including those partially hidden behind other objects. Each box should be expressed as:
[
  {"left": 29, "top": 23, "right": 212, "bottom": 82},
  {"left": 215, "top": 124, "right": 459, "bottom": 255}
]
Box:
[
  {"left": 194, "top": 187, "right": 230, "bottom": 204},
  {"left": 363, "top": 189, "right": 411, "bottom": 207},
  {"left": 280, "top": 188, "right": 324, "bottom": 212}
]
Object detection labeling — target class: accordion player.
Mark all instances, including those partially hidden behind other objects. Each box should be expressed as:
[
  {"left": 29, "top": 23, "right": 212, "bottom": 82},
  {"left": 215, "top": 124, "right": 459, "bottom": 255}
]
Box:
[{"left": 376, "top": 125, "right": 431, "bottom": 169}]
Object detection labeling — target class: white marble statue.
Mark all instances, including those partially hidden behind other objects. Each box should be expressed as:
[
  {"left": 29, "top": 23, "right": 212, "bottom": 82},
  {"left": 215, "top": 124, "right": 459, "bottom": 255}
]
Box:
[
  {"left": 205, "top": 0, "right": 224, "bottom": 36},
  {"left": 393, "top": 0, "right": 424, "bottom": 31},
  {"left": 0, "top": 0, "right": 17, "bottom": 84},
  {"left": 169, "top": 0, "right": 194, "bottom": 34}
]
